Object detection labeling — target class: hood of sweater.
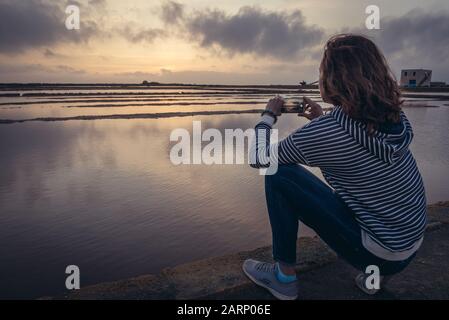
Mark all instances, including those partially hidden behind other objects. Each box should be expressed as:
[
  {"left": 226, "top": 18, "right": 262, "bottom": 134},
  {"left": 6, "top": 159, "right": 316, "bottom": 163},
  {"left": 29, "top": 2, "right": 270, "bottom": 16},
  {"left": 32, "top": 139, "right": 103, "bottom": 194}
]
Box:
[{"left": 330, "top": 106, "right": 413, "bottom": 164}]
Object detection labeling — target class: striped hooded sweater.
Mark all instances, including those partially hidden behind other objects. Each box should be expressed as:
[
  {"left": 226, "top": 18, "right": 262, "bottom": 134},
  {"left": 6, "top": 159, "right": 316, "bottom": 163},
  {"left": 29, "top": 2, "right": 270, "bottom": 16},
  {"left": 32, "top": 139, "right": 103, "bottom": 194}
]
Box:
[{"left": 251, "top": 106, "right": 427, "bottom": 260}]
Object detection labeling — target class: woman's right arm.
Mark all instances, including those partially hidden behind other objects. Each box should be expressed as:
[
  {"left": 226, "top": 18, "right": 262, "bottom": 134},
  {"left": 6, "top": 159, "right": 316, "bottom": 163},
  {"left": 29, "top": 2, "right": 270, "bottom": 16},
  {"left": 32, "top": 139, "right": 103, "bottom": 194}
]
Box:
[{"left": 249, "top": 97, "right": 310, "bottom": 169}]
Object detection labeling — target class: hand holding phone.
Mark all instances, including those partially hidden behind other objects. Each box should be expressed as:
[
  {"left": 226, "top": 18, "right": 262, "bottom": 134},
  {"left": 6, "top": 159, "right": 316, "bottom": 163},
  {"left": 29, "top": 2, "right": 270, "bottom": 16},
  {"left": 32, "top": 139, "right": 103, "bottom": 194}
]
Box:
[{"left": 298, "top": 97, "right": 324, "bottom": 120}]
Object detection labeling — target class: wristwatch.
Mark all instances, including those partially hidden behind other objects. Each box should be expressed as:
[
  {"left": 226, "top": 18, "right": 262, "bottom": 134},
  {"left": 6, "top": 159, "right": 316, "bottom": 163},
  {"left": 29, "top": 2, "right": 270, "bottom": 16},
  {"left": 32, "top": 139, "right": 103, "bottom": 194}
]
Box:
[{"left": 261, "top": 109, "right": 278, "bottom": 124}]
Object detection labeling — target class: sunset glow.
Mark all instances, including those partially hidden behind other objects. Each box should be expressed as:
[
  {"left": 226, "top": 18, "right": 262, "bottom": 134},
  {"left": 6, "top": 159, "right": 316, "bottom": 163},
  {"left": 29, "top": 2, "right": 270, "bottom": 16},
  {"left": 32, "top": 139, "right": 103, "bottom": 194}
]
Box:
[{"left": 1, "top": 0, "right": 448, "bottom": 84}]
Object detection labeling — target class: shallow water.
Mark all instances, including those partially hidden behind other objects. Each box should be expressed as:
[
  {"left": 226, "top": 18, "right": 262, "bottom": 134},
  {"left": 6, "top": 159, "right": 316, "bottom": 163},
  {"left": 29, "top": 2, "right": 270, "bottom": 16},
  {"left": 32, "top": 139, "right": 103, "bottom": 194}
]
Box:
[{"left": 0, "top": 87, "right": 448, "bottom": 298}]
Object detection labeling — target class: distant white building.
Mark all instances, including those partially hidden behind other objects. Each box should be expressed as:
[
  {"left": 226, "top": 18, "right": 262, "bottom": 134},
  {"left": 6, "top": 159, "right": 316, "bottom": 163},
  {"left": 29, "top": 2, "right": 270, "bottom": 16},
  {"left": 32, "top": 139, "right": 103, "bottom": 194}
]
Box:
[{"left": 400, "top": 69, "right": 432, "bottom": 87}]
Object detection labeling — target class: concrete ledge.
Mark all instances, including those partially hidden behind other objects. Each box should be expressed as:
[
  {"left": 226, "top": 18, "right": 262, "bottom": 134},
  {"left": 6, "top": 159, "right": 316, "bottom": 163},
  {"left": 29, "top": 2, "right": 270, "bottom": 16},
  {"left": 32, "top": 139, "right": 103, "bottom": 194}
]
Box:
[
  {"left": 63, "top": 274, "right": 175, "bottom": 300},
  {"left": 426, "top": 201, "right": 449, "bottom": 224},
  {"left": 162, "top": 237, "right": 336, "bottom": 300},
  {"left": 60, "top": 237, "right": 336, "bottom": 300},
  {"left": 51, "top": 201, "right": 448, "bottom": 300}
]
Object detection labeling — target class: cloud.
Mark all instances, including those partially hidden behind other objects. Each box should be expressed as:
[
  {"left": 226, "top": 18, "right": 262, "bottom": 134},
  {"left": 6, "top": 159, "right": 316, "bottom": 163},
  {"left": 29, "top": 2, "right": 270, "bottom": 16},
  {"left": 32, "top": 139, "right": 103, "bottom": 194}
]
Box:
[
  {"left": 0, "top": 63, "right": 51, "bottom": 74},
  {"left": 160, "top": 68, "right": 172, "bottom": 75},
  {"left": 0, "top": 63, "right": 87, "bottom": 83},
  {"left": 160, "top": 3, "right": 324, "bottom": 59},
  {"left": 117, "top": 1, "right": 182, "bottom": 44},
  {"left": 0, "top": 0, "right": 98, "bottom": 54},
  {"left": 353, "top": 9, "right": 449, "bottom": 80},
  {"left": 160, "top": 0, "right": 184, "bottom": 25},
  {"left": 0, "top": 63, "right": 85, "bottom": 75},
  {"left": 44, "top": 49, "right": 58, "bottom": 58},
  {"left": 43, "top": 48, "right": 68, "bottom": 59},
  {"left": 54, "top": 65, "right": 86, "bottom": 74},
  {"left": 88, "top": 0, "right": 106, "bottom": 8},
  {"left": 380, "top": 9, "right": 448, "bottom": 61},
  {"left": 118, "top": 26, "right": 167, "bottom": 43}
]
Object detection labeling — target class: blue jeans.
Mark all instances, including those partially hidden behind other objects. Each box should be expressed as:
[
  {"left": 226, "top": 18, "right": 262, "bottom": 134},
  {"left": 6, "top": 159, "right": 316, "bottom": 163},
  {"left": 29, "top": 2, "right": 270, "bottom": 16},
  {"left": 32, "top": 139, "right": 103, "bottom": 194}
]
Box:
[{"left": 265, "top": 164, "right": 415, "bottom": 276}]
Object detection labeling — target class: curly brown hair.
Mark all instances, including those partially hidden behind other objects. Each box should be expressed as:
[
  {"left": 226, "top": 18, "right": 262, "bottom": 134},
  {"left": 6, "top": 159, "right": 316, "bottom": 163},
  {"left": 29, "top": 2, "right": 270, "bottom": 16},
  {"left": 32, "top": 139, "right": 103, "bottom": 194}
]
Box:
[{"left": 319, "top": 34, "right": 403, "bottom": 132}]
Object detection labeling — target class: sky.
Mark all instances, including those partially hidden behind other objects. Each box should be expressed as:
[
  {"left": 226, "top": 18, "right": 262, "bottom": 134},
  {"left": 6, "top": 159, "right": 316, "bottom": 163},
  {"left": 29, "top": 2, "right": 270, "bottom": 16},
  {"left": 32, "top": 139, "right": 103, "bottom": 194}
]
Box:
[{"left": 0, "top": 0, "right": 448, "bottom": 84}]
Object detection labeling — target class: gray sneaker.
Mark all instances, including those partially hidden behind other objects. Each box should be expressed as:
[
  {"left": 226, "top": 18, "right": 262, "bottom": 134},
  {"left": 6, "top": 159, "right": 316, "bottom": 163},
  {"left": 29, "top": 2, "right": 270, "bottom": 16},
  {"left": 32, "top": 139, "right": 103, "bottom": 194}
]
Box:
[{"left": 242, "top": 259, "right": 298, "bottom": 300}]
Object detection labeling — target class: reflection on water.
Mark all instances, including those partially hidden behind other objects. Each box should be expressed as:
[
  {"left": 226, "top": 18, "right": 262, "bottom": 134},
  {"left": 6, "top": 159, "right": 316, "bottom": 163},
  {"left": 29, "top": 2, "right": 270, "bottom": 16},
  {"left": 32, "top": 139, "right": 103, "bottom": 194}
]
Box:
[
  {"left": 0, "top": 90, "right": 322, "bottom": 121},
  {"left": 405, "top": 107, "right": 449, "bottom": 202},
  {"left": 0, "top": 90, "right": 448, "bottom": 299}
]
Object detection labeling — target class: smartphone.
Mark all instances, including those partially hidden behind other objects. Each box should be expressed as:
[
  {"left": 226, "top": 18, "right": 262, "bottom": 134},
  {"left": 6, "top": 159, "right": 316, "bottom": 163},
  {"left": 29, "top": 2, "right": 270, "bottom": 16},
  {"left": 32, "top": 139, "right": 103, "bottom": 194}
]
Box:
[{"left": 282, "top": 101, "right": 304, "bottom": 113}]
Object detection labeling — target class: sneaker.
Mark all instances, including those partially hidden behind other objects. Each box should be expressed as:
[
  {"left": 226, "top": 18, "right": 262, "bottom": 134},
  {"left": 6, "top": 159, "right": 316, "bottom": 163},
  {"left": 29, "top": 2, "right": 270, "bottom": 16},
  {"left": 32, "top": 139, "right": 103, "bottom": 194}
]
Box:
[
  {"left": 242, "top": 259, "right": 298, "bottom": 300},
  {"left": 355, "top": 273, "right": 383, "bottom": 295}
]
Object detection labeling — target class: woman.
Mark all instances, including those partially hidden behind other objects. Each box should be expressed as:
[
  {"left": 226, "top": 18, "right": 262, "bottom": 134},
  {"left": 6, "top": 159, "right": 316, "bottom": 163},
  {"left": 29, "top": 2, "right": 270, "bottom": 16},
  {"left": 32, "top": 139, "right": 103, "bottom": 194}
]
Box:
[{"left": 244, "top": 34, "right": 427, "bottom": 300}]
